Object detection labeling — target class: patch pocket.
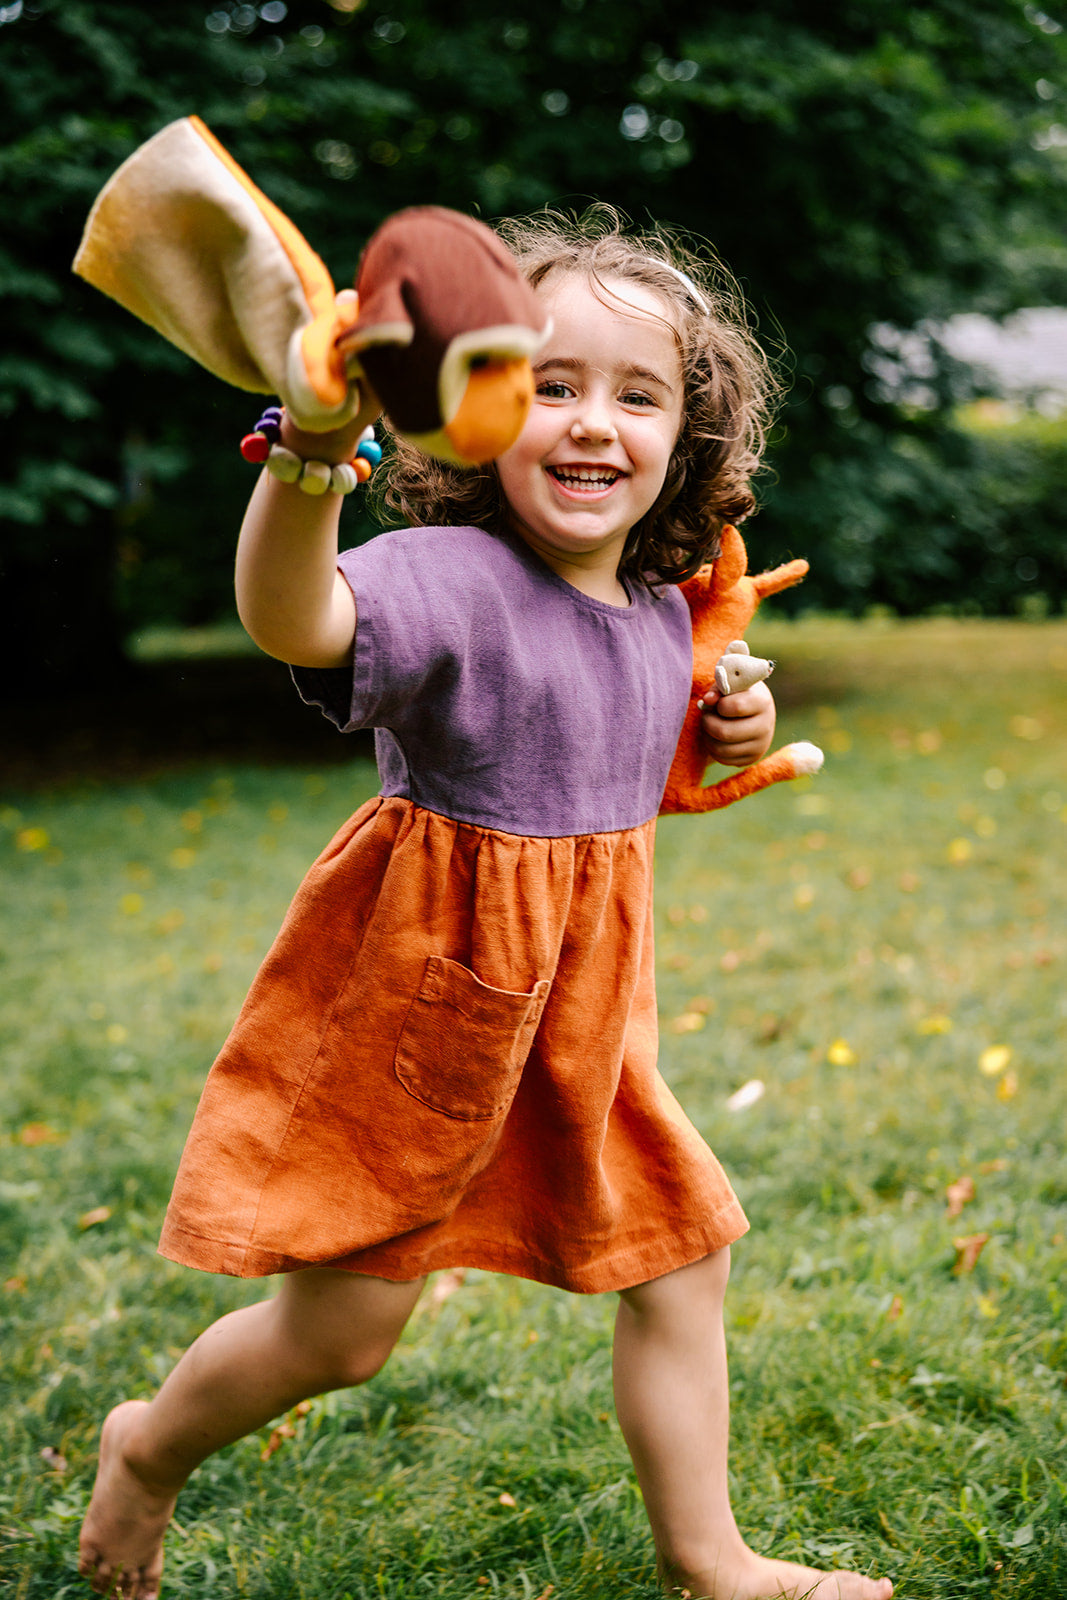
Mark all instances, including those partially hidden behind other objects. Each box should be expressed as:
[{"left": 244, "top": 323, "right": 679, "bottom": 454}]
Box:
[{"left": 394, "top": 955, "right": 551, "bottom": 1121}]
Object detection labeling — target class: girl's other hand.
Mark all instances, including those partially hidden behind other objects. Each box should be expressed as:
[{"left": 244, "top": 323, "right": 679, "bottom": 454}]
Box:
[{"left": 699, "top": 681, "right": 776, "bottom": 767}]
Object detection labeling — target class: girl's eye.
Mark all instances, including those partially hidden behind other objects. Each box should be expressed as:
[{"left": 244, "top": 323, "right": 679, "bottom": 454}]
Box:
[
  {"left": 622, "top": 390, "right": 655, "bottom": 407},
  {"left": 536, "top": 380, "right": 573, "bottom": 400}
]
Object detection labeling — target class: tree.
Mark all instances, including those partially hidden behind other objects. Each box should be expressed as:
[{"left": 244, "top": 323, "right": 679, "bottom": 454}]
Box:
[{"left": 2, "top": 0, "right": 1066, "bottom": 698}]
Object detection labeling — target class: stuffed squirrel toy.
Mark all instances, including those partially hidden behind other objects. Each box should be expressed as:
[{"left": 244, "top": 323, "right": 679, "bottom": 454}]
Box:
[
  {"left": 659, "top": 525, "right": 824, "bottom": 814},
  {"left": 74, "top": 120, "right": 822, "bottom": 811}
]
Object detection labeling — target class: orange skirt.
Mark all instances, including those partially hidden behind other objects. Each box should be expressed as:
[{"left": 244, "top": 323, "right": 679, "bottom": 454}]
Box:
[{"left": 159, "top": 797, "right": 748, "bottom": 1293}]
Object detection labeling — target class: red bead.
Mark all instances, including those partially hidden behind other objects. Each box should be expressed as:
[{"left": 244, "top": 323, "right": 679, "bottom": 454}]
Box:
[
  {"left": 353, "top": 456, "right": 373, "bottom": 483},
  {"left": 240, "top": 431, "right": 270, "bottom": 463}
]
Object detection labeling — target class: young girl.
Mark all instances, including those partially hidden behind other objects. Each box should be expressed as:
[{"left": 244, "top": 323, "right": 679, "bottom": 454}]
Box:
[{"left": 79, "top": 211, "right": 893, "bottom": 1600}]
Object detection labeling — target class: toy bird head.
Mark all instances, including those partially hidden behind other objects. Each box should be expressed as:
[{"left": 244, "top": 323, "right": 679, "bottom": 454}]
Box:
[{"left": 344, "top": 208, "right": 547, "bottom": 465}]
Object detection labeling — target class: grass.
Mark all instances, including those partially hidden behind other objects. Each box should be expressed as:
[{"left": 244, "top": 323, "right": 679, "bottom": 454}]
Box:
[{"left": 1, "top": 615, "right": 1065, "bottom": 1599}]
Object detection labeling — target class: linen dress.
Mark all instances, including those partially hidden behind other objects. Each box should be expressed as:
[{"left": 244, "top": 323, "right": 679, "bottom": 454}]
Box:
[{"left": 158, "top": 524, "right": 749, "bottom": 1292}]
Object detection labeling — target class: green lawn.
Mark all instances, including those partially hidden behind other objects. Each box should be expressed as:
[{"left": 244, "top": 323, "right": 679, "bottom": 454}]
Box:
[{"left": 2, "top": 617, "right": 1065, "bottom": 1599}]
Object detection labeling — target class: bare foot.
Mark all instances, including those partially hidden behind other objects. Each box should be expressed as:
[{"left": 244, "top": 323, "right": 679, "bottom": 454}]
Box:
[
  {"left": 664, "top": 1550, "right": 893, "bottom": 1600},
  {"left": 78, "top": 1401, "right": 182, "bottom": 1599}
]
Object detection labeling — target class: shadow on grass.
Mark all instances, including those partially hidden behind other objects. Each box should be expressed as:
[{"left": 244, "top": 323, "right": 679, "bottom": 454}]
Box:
[{"left": 1, "top": 654, "right": 374, "bottom": 793}]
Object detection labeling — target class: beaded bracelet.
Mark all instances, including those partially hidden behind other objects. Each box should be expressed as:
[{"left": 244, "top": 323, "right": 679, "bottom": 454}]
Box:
[{"left": 239, "top": 406, "right": 382, "bottom": 496}]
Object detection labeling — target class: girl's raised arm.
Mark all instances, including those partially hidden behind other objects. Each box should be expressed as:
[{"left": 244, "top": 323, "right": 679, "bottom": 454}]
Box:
[{"left": 235, "top": 405, "right": 378, "bottom": 670}]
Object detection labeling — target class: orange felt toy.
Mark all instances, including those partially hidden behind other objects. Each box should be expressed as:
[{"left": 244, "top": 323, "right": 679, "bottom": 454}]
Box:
[
  {"left": 73, "top": 117, "right": 548, "bottom": 462},
  {"left": 659, "top": 525, "right": 824, "bottom": 815}
]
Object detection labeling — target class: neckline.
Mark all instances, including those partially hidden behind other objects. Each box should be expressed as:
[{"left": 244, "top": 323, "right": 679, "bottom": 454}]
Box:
[{"left": 501, "top": 527, "right": 639, "bottom": 616}]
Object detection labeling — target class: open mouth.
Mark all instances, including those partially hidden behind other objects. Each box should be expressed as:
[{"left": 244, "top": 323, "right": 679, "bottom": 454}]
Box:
[{"left": 547, "top": 466, "right": 623, "bottom": 492}]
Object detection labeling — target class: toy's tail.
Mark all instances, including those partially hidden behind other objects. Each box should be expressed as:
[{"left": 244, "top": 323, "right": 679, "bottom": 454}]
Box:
[{"left": 660, "top": 740, "right": 824, "bottom": 815}]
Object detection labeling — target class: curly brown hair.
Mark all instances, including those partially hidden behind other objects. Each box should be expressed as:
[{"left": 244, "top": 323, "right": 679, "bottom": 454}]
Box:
[{"left": 375, "top": 206, "right": 782, "bottom": 588}]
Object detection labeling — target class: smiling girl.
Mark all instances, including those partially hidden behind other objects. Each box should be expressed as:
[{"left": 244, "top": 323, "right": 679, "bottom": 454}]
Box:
[{"left": 79, "top": 210, "right": 892, "bottom": 1600}]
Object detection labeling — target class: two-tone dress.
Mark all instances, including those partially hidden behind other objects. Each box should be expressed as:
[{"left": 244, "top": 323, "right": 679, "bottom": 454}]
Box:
[{"left": 158, "top": 524, "right": 749, "bottom": 1293}]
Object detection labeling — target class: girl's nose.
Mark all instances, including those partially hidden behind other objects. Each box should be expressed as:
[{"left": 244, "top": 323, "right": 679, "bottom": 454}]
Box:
[{"left": 571, "top": 396, "right": 617, "bottom": 444}]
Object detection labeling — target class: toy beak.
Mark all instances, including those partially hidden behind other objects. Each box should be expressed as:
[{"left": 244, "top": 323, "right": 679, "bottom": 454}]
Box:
[{"left": 444, "top": 357, "right": 534, "bottom": 464}]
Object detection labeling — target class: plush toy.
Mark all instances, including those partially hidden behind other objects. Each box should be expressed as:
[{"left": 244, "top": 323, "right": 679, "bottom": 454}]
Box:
[
  {"left": 659, "top": 525, "right": 824, "bottom": 815},
  {"left": 73, "top": 116, "right": 549, "bottom": 463}
]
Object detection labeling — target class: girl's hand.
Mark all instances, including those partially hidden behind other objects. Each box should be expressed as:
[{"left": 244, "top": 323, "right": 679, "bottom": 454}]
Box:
[{"left": 698, "top": 680, "right": 776, "bottom": 767}]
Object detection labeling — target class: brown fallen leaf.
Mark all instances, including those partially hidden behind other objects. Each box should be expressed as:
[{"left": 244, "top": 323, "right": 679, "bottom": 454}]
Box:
[
  {"left": 945, "top": 1175, "right": 975, "bottom": 1219},
  {"left": 260, "top": 1400, "right": 312, "bottom": 1461},
  {"left": 40, "top": 1446, "right": 68, "bottom": 1473},
  {"left": 886, "top": 1295, "right": 904, "bottom": 1322},
  {"left": 19, "top": 1122, "right": 64, "bottom": 1146},
  {"left": 953, "top": 1232, "right": 990, "bottom": 1275},
  {"left": 497, "top": 1492, "right": 517, "bottom": 1508}
]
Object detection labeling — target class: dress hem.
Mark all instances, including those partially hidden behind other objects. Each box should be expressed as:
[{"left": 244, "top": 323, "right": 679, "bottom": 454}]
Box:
[{"left": 157, "top": 1201, "right": 750, "bottom": 1295}]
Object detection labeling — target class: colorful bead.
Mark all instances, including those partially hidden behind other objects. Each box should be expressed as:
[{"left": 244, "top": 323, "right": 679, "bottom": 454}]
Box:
[
  {"left": 330, "top": 462, "right": 360, "bottom": 495},
  {"left": 298, "top": 460, "right": 333, "bottom": 496},
  {"left": 356, "top": 437, "right": 382, "bottom": 468},
  {"left": 266, "top": 444, "right": 302, "bottom": 484},
  {"left": 353, "top": 456, "right": 373, "bottom": 484},
  {"left": 240, "top": 431, "right": 271, "bottom": 463}
]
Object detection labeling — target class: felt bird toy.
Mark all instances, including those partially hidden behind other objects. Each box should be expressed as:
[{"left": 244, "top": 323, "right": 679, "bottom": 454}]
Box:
[
  {"left": 659, "top": 525, "right": 824, "bottom": 815},
  {"left": 73, "top": 116, "right": 549, "bottom": 463}
]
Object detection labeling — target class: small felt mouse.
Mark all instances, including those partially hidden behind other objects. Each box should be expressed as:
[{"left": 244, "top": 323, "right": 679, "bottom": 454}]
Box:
[
  {"left": 73, "top": 116, "right": 549, "bottom": 463},
  {"left": 659, "top": 525, "right": 824, "bottom": 815}
]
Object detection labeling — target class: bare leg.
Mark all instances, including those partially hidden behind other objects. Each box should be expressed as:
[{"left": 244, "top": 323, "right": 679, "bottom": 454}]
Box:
[
  {"left": 79, "top": 1267, "right": 425, "bottom": 1600},
  {"left": 614, "top": 1251, "right": 893, "bottom": 1600}
]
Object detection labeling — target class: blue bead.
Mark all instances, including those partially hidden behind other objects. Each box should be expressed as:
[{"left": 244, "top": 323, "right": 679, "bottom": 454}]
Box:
[{"left": 356, "top": 439, "right": 383, "bottom": 467}]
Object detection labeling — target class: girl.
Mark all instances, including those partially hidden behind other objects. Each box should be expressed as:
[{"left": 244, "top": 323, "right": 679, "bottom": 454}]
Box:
[{"left": 79, "top": 211, "right": 893, "bottom": 1600}]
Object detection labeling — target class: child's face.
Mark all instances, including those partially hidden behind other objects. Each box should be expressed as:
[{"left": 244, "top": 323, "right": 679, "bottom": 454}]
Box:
[{"left": 496, "top": 271, "right": 683, "bottom": 586}]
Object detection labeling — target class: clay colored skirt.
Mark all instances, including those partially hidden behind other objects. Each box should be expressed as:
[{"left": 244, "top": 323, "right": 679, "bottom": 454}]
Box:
[{"left": 159, "top": 797, "right": 748, "bottom": 1292}]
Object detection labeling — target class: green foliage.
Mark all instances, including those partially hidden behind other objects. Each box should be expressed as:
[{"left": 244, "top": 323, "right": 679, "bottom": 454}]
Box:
[
  {"left": 757, "top": 414, "right": 1067, "bottom": 615},
  {"left": 1, "top": 0, "right": 1066, "bottom": 686}
]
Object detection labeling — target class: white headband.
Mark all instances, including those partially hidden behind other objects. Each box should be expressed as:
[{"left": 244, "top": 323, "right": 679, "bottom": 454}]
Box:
[{"left": 647, "top": 258, "right": 710, "bottom": 316}]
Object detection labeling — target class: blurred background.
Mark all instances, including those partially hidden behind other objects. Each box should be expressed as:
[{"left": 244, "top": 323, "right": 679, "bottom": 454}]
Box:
[{"left": 2, "top": 0, "right": 1066, "bottom": 710}]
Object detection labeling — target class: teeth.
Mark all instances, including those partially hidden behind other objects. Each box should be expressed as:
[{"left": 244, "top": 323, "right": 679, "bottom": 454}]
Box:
[{"left": 552, "top": 467, "right": 619, "bottom": 487}]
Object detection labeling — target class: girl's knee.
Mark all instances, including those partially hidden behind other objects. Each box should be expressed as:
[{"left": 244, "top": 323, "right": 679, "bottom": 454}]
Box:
[
  {"left": 271, "top": 1268, "right": 423, "bottom": 1391},
  {"left": 619, "top": 1246, "right": 731, "bottom": 1318}
]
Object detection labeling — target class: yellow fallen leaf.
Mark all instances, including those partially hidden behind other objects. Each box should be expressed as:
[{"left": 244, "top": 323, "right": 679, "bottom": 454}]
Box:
[
  {"left": 15, "top": 827, "right": 50, "bottom": 852},
  {"left": 671, "top": 1011, "right": 707, "bottom": 1034},
  {"left": 793, "top": 883, "right": 815, "bottom": 908},
  {"left": 78, "top": 1206, "right": 112, "bottom": 1230},
  {"left": 918, "top": 1014, "right": 953, "bottom": 1035},
  {"left": 996, "top": 1069, "right": 1019, "bottom": 1101},
  {"left": 979, "top": 1045, "right": 1012, "bottom": 1077},
  {"left": 947, "top": 838, "right": 973, "bottom": 863},
  {"left": 120, "top": 893, "right": 144, "bottom": 916},
  {"left": 827, "top": 1039, "right": 857, "bottom": 1066}
]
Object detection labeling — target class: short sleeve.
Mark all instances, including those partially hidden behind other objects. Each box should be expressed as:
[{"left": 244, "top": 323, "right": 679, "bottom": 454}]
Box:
[{"left": 291, "top": 527, "right": 484, "bottom": 734}]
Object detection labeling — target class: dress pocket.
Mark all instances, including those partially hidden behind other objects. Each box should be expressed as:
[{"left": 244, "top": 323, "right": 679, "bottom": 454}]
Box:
[{"left": 395, "top": 955, "right": 550, "bottom": 1121}]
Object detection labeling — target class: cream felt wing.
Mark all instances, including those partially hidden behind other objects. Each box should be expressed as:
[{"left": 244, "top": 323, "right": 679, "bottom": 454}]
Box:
[
  {"left": 73, "top": 117, "right": 360, "bottom": 431},
  {"left": 74, "top": 118, "right": 550, "bottom": 455},
  {"left": 659, "top": 526, "right": 824, "bottom": 816}
]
